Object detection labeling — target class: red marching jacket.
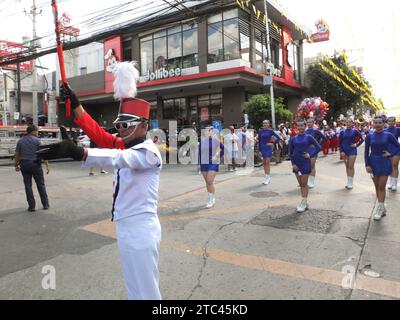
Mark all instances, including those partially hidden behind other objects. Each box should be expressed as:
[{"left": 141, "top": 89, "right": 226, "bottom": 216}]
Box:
[{"left": 75, "top": 112, "right": 126, "bottom": 150}]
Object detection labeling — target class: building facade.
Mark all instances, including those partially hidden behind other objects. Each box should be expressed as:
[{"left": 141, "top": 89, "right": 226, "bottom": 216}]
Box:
[{"left": 63, "top": 0, "right": 309, "bottom": 130}]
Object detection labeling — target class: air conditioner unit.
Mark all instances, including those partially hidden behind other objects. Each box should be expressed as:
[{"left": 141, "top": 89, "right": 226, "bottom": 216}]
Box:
[{"left": 9, "top": 91, "right": 15, "bottom": 97}]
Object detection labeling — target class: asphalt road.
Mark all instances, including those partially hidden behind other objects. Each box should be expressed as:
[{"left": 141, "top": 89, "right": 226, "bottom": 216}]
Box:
[{"left": 0, "top": 150, "right": 399, "bottom": 300}]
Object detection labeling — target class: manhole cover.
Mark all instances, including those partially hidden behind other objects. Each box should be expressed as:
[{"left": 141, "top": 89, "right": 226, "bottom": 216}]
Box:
[
  {"left": 250, "top": 205, "right": 339, "bottom": 234},
  {"left": 250, "top": 191, "right": 279, "bottom": 198}
]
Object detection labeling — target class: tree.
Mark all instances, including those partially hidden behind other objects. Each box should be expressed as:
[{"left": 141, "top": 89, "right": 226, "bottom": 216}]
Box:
[
  {"left": 244, "top": 94, "right": 292, "bottom": 131},
  {"left": 306, "top": 53, "right": 375, "bottom": 122}
]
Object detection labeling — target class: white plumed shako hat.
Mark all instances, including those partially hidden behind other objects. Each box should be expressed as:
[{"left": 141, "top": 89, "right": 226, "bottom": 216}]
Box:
[{"left": 113, "top": 61, "right": 150, "bottom": 123}]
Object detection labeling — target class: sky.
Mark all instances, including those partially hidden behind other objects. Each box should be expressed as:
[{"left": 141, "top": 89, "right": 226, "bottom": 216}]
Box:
[{"left": 1, "top": 0, "right": 399, "bottom": 114}]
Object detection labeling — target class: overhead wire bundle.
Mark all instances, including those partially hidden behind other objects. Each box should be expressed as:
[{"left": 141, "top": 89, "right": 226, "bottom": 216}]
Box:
[{"left": 0, "top": 0, "right": 219, "bottom": 67}]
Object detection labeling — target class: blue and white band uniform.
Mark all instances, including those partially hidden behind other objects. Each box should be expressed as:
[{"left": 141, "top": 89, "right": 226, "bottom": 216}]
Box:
[
  {"left": 365, "top": 131, "right": 400, "bottom": 177},
  {"left": 385, "top": 127, "right": 400, "bottom": 156},
  {"left": 289, "top": 134, "right": 321, "bottom": 175},
  {"left": 305, "top": 128, "right": 325, "bottom": 158},
  {"left": 258, "top": 128, "right": 281, "bottom": 158},
  {"left": 199, "top": 136, "right": 224, "bottom": 172},
  {"left": 83, "top": 139, "right": 163, "bottom": 300},
  {"left": 339, "top": 128, "right": 364, "bottom": 157}
]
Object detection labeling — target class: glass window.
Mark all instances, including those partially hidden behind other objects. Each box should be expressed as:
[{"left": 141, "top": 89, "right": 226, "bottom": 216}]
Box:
[
  {"left": 154, "top": 30, "right": 166, "bottom": 38},
  {"left": 150, "top": 101, "right": 158, "bottom": 120},
  {"left": 177, "top": 98, "right": 187, "bottom": 117},
  {"left": 141, "top": 34, "right": 152, "bottom": 41},
  {"left": 239, "top": 21, "right": 250, "bottom": 62},
  {"left": 211, "top": 93, "right": 222, "bottom": 100},
  {"left": 140, "top": 23, "right": 199, "bottom": 75},
  {"left": 154, "top": 36, "right": 167, "bottom": 69},
  {"left": 183, "top": 22, "right": 197, "bottom": 31},
  {"left": 223, "top": 18, "right": 240, "bottom": 60},
  {"left": 189, "top": 97, "right": 198, "bottom": 123},
  {"left": 270, "top": 39, "right": 282, "bottom": 70},
  {"left": 262, "top": 33, "right": 268, "bottom": 61},
  {"left": 286, "top": 42, "right": 294, "bottom": 68},
  {"left": 210, "top": 94, "right": 222, "bottom": 121},
  {"left": 183, "top": 28, "right": 198, "bottom": 68},
  {"left": 198, "top": 95, "right": 210, "bottom": 102},
  {"left": 140, "top": 40, "right": 153, "bottom": 75},
  {"left": 123, "top": 38, "right": 131, "bottom": 47},
  {"left": 224, "top": 9, "right": 238, "bottom": 20},
  {"left": 208, "top": 21, "right": 223, "bottom": 63},
  {"left": 255, "top": 29, "right": 263, "bottom": 63},
  {"left": 208, "top": 13, "right": 222, "bottom": 24},
  {"left": 208, "top": 9, "right": 244, "bottom": 64},
  {"left": 123, "top": 48, "right": 132, "bottom": 61},
  {"left": 168, "top": 32, "right": 182, "bottom": 69},
  {"left": 168, "top": 25, "right": 182, "bottom": 35},
  {"left": 163, "top": 99, "right": 176, "bottom": 119},
  {"left": 293, "top": 43, "right": 300, "bottom": 81}
]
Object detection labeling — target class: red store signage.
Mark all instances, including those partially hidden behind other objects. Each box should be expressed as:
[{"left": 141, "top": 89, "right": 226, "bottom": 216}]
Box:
[
  {"left": 104, "top": 36, "right": 122, "bottom": 94},
  {"left": 309, "top": 19, "right": 330, "bottom": 43},
  {"left": 0, "top": 40, "right": 33, "bottom": 71}
]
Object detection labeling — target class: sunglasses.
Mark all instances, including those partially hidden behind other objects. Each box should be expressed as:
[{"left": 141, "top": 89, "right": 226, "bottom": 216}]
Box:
[{"left": 114, "top": 121, "right": 141, "bottom": 130}]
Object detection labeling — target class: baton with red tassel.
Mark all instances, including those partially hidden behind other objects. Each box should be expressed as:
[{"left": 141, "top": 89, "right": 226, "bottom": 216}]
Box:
[{"left": 51, "top": 0, "right": 71, "bottom": 118}]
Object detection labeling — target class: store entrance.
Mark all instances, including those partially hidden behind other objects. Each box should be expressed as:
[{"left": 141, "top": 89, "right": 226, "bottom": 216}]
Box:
[{"left": 194, "top": 94, "right": 223, "bottom": 129}]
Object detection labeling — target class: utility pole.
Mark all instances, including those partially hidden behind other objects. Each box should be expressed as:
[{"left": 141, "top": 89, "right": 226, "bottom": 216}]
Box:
[
  {"left": 28, "top": 0, "right": 41, "bottom": 126},
  {"left": 16, "top": 62, "right": 21, "bottom": 124},
  {"left": 263, "top": 0, "right": 276, "bottom": 129}
]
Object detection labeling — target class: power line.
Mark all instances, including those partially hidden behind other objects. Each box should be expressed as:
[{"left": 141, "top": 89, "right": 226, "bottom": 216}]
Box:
[
  {"left": 0, "top": 0, "right": 206, "bottom": 65},
  {"left": 0, "top": 0, "right": 238, "bottom": 68}
]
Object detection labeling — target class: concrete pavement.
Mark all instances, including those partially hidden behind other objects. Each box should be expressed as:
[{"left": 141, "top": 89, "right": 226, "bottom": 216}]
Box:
[{"left": 0, "top": 149, "right": 399, "bottom": 300}]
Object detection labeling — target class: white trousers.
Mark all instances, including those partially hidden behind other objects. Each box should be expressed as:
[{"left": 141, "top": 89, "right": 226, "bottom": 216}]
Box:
[{"left": 115, "top": 213, "right": 162, "bottom": 300}]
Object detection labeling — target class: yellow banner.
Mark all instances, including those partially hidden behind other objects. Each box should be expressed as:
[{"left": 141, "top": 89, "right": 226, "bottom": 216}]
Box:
[
  {"left": 323, "top": 54, "right": 383, "bottom": 111},
  {"left": 319, "top": 63, "right": 357, "bottom": 94},
  {"left": 319, "top": 63, "right": 382, "bottom": 111}
]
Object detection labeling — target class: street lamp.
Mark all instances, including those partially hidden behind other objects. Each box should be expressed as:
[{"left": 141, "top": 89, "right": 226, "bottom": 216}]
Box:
[{"left": 263, "top": 0, "right": 276, "bottom": 129}]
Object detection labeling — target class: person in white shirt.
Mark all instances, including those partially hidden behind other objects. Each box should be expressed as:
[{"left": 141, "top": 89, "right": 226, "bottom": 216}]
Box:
[
  {"left": 37, "top": 62, "right": 163, "bottom": 300},
  {"left": 243, "top": 110, "right": 249, "bottom": 129},
  {"left": 224, "top": 126, "right": 239, "bottom": 172}
]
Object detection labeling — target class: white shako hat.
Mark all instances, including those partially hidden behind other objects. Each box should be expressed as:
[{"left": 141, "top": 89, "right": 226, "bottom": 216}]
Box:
[{"left": 113, "top": 61, "right": 150, "bottom": 123}]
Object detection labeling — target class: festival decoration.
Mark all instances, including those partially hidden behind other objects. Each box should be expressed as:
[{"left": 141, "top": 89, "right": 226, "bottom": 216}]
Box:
[{"left": 296, "top": 97, "right": 329, "bottom": 122}]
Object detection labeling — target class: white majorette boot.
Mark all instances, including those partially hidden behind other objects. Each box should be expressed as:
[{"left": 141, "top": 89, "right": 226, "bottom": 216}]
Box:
[
  {"left": 296, "top": 198, "right": 309, "bottom": 213},
  {"left": 263, "top": 175, "right": 271, "bottom": 185},
  {"left": 206, "top": 193, "right": 215, "bottom": 209},
  {"left": 308, "top": 176, "right": 315, "bottom": 188},
  {"left": 345, "top": 177, "right": 354, "bottom": 190},
  {"left": 388, "top": 177, "right": 393, "bottom": 190},
  {"left": 373, "top": 202, "right": 387, "bottom": 221},
  {"left": 392, "top": 178, "right": 398, "bottom": 192}
]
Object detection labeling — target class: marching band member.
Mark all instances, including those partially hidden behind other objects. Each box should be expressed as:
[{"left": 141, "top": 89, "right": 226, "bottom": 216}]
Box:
[
  {"left": 289, "top": 120, "right": 322, "bottom": 213},
  {"left": 385, "top": 117, "right": 400, "bottom": 191},
  {"left": 365, "top": 116, "right": 400, "bottom": 221},
  {"left": 199, "top": 126, "right": 224, "bottom": 209},
  {"left": 305, "top": 118, "right": 326, "bottom": 188},
  {"left": 255, "top": 120, "right": 281, "bottom": 185},
  {"left": 321, "top": 124, "right": 331, "bottom": 156},
  {"left": 339, "top": 118, "right": 364, "bottom": 190},
  {"left": 330, "top": 122, "right": 339, "bottom": 153},
  {"left": 37, "top": 62, "right": 163, "bottom": 300}
]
